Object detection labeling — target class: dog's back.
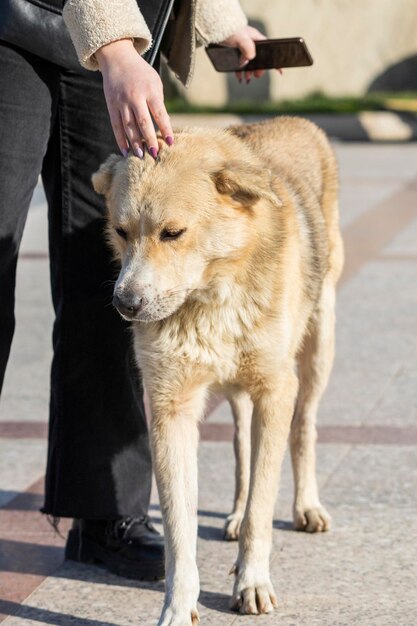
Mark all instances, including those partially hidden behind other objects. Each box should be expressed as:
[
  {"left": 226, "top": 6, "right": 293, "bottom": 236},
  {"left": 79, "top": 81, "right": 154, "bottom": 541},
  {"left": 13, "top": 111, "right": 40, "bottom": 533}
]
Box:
[{"left": 231, "top": 117, "right": 344, "bottom": 285}]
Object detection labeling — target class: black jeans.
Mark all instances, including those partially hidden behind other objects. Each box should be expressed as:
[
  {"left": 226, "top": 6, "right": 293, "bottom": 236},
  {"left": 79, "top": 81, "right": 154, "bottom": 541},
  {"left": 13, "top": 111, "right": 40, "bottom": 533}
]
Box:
[{"left": 0, "top": 41, "right": 152, "bottom": 519}]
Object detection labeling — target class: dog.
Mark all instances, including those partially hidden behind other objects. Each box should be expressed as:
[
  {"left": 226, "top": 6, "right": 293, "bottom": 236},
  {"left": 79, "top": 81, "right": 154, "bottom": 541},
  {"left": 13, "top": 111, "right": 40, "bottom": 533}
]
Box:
[{"left": 92, "top": 117, "right": 344, "bottom": 626}]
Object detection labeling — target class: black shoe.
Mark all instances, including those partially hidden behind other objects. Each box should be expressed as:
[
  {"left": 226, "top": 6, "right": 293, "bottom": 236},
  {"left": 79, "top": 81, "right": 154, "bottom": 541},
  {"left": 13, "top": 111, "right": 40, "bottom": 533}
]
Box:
[{"left": 65, "top": 516, "right": 165, "bottom": 581}]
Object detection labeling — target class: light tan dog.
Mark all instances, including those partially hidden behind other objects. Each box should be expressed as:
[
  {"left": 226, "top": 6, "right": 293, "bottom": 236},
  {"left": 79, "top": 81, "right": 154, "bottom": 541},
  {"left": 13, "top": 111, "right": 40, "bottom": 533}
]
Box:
[{"left": 93, "top": 117, "right": 344, "bottom": 626}]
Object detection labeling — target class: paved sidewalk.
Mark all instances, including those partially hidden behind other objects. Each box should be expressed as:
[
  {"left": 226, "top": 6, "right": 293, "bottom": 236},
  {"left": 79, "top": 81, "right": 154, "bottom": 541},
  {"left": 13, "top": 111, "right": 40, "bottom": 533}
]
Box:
[{"left": 1, "top": 128, "right": 417, "bottom": 625}]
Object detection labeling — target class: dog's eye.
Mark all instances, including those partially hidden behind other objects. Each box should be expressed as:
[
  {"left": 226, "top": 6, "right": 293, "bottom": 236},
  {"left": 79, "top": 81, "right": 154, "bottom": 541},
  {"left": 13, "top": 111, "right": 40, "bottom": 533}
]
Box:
[
  {"left": 115, "top": 227, "right": 128, "bottom": 240},
  {"left": 160, "top": 228, "right": 186, "bottom": 241}
]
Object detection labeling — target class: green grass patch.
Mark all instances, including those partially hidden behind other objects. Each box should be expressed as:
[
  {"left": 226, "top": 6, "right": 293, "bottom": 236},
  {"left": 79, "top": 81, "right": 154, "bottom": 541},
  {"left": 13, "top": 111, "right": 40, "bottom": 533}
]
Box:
[{"left": 166, "top": 92, "right": 417, "bottom": 115}]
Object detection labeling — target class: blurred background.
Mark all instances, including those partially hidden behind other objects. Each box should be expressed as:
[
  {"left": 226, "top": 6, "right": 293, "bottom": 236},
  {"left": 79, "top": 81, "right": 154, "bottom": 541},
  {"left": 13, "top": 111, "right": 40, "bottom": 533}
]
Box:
[{"left": 163, "top": 0, "right": 417, "bottom": 114}]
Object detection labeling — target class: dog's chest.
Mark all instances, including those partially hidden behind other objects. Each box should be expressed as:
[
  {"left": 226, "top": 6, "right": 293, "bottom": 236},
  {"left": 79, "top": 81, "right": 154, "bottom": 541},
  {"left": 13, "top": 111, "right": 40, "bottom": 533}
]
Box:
[{"left": 136, "top": 299, "right": 256, "bottom": 383}]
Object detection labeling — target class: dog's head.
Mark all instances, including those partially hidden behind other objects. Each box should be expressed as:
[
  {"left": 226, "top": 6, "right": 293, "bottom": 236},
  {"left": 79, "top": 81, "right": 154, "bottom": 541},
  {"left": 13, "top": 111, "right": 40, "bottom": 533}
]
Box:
[{"left": 93, "top": 129, "right": 279, "bottom": 322}]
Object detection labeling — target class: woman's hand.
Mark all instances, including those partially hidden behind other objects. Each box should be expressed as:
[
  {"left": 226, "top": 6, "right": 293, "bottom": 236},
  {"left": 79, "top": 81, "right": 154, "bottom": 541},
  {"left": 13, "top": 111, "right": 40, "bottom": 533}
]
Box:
[
  {"left": 96, "top": 39, "right": 173, "bottom": 158},
  {"left": 218, "top": 25, "right": 282, "bottom": 83}
]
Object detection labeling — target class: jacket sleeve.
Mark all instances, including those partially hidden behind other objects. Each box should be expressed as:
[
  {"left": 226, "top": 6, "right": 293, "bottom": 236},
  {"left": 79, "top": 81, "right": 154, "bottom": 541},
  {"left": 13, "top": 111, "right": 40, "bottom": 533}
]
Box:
[
  {"left": 63, "top": 0, "right": 152, "bottom": 70},
  {"left": 195, "top": 0, "right": 247, "bottom": 45}
]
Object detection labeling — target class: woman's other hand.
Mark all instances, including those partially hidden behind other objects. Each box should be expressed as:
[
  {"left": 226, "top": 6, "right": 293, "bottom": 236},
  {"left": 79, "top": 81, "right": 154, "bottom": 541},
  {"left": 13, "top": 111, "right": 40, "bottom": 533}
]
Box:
[
  {"left": 218, "top": 25, "right": 282, "bottom": 83},
  {"left": 96, "top": 39, "right": 173, "bottom": 158}
]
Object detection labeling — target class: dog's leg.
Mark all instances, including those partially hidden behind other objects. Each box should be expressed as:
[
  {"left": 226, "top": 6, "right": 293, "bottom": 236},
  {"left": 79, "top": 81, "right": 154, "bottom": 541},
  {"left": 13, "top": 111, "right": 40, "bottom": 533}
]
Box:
[
  {"left": 150, "top": 386, "right": 206, "bottom": 626},
  {"left": 224, "top": 390, "right": 252, "bottom": 541},
  {"left": 230, "top": 369, "right": 298, "bottom": 615},
  {"left": 290, "top": 278, "right": 336, "bottom": 532}
]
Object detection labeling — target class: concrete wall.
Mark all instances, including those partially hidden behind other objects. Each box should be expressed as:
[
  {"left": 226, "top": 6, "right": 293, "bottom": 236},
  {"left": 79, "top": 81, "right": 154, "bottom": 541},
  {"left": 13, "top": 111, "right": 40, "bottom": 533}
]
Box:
[{"left": 178, "top": 0, "right": 417, "bottom": 105}]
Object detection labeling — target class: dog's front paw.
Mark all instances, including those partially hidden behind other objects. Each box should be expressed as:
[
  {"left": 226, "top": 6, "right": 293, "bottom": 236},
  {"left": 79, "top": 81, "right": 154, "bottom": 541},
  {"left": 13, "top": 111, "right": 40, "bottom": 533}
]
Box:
[
  {"left": 293, "top": 503, "right": 331, "bottom": 533},
  {"left": 230, "top": 566, "right": 278, "bottom": 615},
  {"left": 224, "top": 511, "right": 244, "bottom": 541},
  {"left": 158, "top": 607, "right": 199, "bottom": 626}
]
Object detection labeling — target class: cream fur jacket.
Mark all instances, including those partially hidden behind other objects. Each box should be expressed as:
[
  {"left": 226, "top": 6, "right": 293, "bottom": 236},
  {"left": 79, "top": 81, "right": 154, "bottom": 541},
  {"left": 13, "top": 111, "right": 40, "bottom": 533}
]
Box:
[{"left": 63, "top": 0, "right": 247, "bottom": 86}]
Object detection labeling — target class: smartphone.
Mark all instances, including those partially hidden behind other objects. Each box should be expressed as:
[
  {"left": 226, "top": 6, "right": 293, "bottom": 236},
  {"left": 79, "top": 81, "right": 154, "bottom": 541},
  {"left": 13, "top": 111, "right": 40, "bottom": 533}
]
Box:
[{"left": 206, "top": 37, "right": 313, "bottom": 72}]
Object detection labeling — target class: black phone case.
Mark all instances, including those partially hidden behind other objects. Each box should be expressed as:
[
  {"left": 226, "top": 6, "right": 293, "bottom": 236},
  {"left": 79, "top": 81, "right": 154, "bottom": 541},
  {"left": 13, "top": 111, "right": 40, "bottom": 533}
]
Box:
[{"left": 206, "top": 38, "right": 313, "bottom": 72}]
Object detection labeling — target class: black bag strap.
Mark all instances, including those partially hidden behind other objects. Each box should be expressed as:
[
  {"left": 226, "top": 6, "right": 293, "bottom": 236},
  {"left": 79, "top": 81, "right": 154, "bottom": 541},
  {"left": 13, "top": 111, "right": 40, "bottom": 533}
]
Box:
[{"left": 141, "top": 0, "right": 177, "bottom": 66}]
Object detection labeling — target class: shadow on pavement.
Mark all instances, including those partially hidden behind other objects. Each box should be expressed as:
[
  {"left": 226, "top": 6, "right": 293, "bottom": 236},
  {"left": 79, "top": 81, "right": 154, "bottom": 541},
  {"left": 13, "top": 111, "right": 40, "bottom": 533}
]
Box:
[
  {"left": 273, "top": 519, "right": 294, "bottom": 531},
  {"left": 56, "top": 561, "right": 166, "bottom": 592},
  {"left": 0, "top": 592, "right": 235, "bottom": 623},
  {"left": 197, "top": 523, "right": 225, "bottom": 542},
  {"left": 1, "top": 489, "right": 44, "bottom": 511},
  {"left": 0, "top": 539, "right": 165, "bottom": 593},
  {"left": 0, "top": 599, "right": 119, "bottom": 626},
  {"left": 199, "top": 589, "right": 234, "bottom": 614},
  {"left": 0, "top": 539, "right": 64, "bottom": 576}
]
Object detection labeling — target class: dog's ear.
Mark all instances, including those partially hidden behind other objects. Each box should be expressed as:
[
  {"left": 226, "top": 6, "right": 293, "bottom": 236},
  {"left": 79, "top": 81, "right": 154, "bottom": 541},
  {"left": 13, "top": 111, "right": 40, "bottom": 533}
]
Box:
[
  {"left": 211, "top": 160, "right": 281, "bottom": 209},
  {"left": 92, "top": 154, "right": 123, "bottom": 196}
]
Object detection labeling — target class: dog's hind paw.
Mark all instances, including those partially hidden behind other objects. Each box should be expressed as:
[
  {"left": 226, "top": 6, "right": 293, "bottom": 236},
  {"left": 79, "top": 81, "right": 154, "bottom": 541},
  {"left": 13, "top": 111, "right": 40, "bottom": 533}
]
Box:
[
  {"left": 293, "top": 504, "right": 331, "bottom": 533},
  {"left": 230, "top": 583, "right": 278, "bottom": 615},
  {"left": 224, "top": 511, "right": 244, "bottom": 541}
]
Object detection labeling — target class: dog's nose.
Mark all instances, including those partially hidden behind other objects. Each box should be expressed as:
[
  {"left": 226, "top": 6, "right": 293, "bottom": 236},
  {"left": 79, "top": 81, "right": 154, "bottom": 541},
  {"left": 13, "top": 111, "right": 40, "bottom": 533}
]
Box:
[{"left": 112, "top": 292, "right": 143, "bottom": 318}]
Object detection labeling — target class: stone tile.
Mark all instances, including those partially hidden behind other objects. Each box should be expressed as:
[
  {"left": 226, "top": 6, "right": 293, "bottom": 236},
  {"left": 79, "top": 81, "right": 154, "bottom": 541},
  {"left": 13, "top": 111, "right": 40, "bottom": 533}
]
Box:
[
  {"left": 0, "top": 481, "right": 69, "bottom": 616},
  {"left": 19, "top": 203, "right": 49, "bottom": 256},
  {"left": 366, "top": 365, "right": 417, "bottom": 426},
  {"left": 382, "top": 215, "right": 417, "bottom": 256},
  {"left": 1, "top": 483, "right": 45, "bottom": 514},
  {"left": 0, "top": 395, "right": 49, "bottom": 423},
  {"left": 2, "top": 565, "right": 165, "bottom": 626},
  {"left": 318, "top": 424, "right": 417, "bottom": 445},
  {"left": 270, "top": 515, "right": 417, "bottom": 625},
  {"left": 265, "top": 445, "right": 417, "bottom": 625},
  {"left": 1, "top": 189, "right": 52, "bottom": 408},
  {"left": 0, "top": 442, "right": 347, "bottom": 626},
  {"left": 0, "top": 492, "right": 19, "bottom": 509},
  {"left": 1, "top": 561, "right": 238, "bottom": 626},
  {"left": 320, "top": 260, "right": 417, "bottom": 426},
  {"left": 206, "top": 400, "right": 233, "bottom": 424},
  {"left": 19, "top": 181, "right": 48, "bottom": 255},
  {"left": 9, "top": 444, "right": 413, "bottom": 626},
  {"left": 29, "top": 181, "right": 47, "bottom": 211},
  {"left": 197, "top": 442, "right": 348, "bottom": 515},
  {"left": 0, "top": 440, "right": 47, "bottom": 507},
  {"left": 0, "top": 422, "right": 47, "bottom": 439},
  {"left": 0, "top": 258, "right": 53, "bottom": 402},
  {"left": 324, "top": 445, "right": 417, "bottom": 511},
  {"left": 333, "top": 143, "right": 417, "bottom": 181},
  {"left": 338, "top": 180, "right": 403, "bottom": 229}
]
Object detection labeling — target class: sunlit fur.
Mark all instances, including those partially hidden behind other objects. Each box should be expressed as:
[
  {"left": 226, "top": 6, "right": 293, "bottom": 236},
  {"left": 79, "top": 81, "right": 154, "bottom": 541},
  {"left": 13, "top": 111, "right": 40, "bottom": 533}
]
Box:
[{"left": 93, "top": 117, "right": 344, "bottom": 626}]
